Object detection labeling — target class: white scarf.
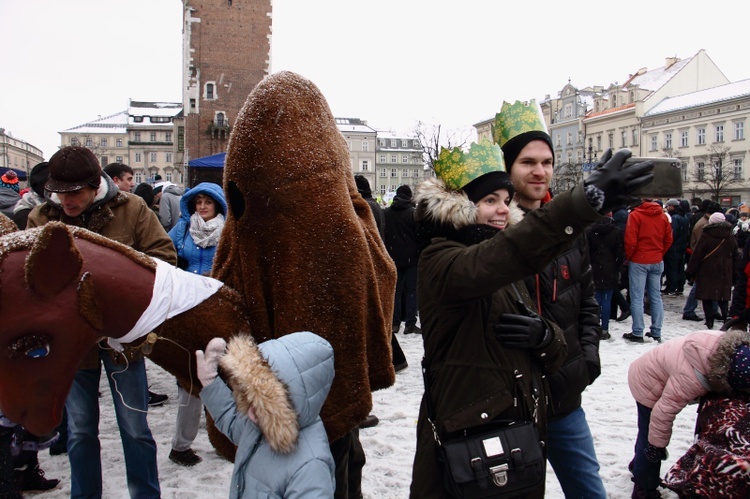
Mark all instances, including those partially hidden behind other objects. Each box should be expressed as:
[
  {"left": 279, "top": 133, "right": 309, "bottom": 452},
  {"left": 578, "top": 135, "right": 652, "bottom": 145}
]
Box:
[
  {"left": 107, "top": 258, "right": 223, "bottom": 351},
  {"left": 188, "top": 212, "right": 225, "bottom": 248}
]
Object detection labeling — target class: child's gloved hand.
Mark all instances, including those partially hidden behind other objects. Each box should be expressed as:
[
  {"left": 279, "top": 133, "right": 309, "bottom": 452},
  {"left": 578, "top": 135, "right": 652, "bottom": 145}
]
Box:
[
  {"left": 195, "top": 338, "right": 227, "bottom": 387},
  {"left": 644, "top": 443, "right": 668, "bottom": 463}
]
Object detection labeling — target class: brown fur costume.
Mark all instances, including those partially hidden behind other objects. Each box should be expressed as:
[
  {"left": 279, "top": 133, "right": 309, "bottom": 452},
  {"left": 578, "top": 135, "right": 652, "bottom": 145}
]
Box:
[{"left": 212, "top": 71, "right": 397, "bottom": 447}]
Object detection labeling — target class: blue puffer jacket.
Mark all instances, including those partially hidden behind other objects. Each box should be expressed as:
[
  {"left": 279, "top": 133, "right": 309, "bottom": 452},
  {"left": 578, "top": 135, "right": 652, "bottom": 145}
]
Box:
[
  {"left": 168, "top": 182, "right": 227, "bottom": 275},
  {"left": 201, "top": 332, "right": 336, "bottom": 498}
]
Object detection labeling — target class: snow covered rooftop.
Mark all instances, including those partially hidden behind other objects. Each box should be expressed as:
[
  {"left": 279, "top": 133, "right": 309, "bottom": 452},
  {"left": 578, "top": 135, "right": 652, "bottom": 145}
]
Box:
[
  {"left": 624, "top": 57, "right": 691, "bottom": 93},
  {"left": 63, "top": 111, "right": 129, "bottom": 134},
  {"left": 646, "top": 78, "right": 750, "bottom": 116}
]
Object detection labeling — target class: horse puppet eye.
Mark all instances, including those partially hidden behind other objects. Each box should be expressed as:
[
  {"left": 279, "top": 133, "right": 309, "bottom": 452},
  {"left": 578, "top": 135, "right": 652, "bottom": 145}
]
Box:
[{"left": 7, "top": 335, "right": 52, "bottom": 360}]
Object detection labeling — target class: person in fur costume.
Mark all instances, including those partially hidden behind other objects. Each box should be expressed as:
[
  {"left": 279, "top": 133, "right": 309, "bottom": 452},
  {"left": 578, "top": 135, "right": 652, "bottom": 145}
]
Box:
[
  {"left": 211, "top": 70, "right": 397, "bottom": 498},
  {"left": 197, "top": 332, "right": 336, "bottom": 498},
  {"left": 627, "top": 329, "right": 750, "bottom": 498}
]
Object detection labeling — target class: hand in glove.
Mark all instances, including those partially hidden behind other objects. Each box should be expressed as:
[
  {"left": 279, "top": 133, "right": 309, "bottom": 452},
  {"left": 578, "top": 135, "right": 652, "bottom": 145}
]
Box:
[
  {"left": 644, "top": 443, "right": 668, "bottom": 464},
  {"left": 495, "top": 301, "right": 552, "bottom": 349},
  {"left": 195, "top": 337, "right": 227, "bottom": 387},
  {"left": 584, "top": 148, "right": 654, "bottom": 214}
]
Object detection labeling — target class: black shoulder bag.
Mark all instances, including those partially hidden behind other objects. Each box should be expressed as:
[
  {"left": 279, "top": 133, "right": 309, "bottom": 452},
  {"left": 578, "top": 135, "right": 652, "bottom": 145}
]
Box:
[{"left": 422, "top": 361, "right": 545, "bottom": 498}]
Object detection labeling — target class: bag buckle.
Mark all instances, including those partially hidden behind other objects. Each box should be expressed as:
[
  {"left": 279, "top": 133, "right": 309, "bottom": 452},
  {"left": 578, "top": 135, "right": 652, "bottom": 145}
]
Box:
[{"left": 489, "top": 463, "right": 509, "bottom": 487}]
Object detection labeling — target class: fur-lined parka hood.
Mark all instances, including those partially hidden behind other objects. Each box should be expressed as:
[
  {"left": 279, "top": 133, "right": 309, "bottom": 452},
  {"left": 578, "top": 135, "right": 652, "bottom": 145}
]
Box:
[
  {"left": 220, "top": 331, "right": 334, "bottom": 453},
  {"left": 414, "top": 176, "right": 524, "bottom": 232},
  {"left": 706, "top": 329, "right": 750, "bottom": 393}
]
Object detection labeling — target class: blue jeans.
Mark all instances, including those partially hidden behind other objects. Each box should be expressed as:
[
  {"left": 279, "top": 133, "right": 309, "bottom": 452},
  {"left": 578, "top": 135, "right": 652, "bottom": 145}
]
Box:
[
  {"left": 393, "top": 266, "right": 418, "bottom": 328},
  {"left": 682, "top": 283, "right": 698, "bottom": 314},
  {"left": 632, "top": 403, "right": 662, "bottom": 492},
  {"left": 547, "top": 407, "right": 607, "bottom": 499},
  {"left": 594, "top": 288, "right": 614, "bottom": 331},
  {"left": 66, "top": 349, "right": 160, "bottom": 499},
  {"left": 628, "top": 261, "right": 664, "bottom": 337}
]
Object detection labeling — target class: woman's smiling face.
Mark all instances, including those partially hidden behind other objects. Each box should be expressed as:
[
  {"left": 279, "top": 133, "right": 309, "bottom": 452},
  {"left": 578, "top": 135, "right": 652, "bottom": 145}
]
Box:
[{"left": 475, "top": 188, "right": 512, "bottom": 230}]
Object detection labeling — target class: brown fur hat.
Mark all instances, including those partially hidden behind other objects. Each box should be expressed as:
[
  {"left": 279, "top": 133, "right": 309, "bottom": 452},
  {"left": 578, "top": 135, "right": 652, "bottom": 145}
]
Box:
[{"left": 213, "top": 71, "right": 397, "bottom": 442}]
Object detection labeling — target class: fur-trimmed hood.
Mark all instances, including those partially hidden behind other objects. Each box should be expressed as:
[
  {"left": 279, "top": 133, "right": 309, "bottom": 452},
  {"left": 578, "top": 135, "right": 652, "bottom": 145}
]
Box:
[
  {"left": 220, "top": 331, "right": 334, "bottom": 453},
  {"left": 414, "top": 176, "right": 524, "bottom": 231},
  {"left": 706, "top": 329, "right": 750, "bottom": 393}
]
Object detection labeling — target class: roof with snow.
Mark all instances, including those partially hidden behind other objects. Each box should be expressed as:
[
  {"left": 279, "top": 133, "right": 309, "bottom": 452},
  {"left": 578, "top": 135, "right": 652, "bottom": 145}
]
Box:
[
  {"left": 645, "top": 78, "right": 750, "bottom": 116},
  {"left": 336, "top": 117, "right": 377, "bottom": 134},
  {"left": 623, "top": 58, "right": 691, "bottom": 92},
  {"left": 63, "top": 111, "right": 129, "bottom": 134}
]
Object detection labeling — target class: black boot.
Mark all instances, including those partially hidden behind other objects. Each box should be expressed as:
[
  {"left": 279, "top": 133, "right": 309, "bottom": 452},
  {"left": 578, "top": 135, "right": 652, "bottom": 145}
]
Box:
[{"left": 15, "top": 463, "right": 60, "bottom": 492}]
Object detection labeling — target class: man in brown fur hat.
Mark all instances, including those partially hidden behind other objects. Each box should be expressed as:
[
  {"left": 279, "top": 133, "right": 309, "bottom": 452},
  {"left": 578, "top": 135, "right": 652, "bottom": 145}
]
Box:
[{"left": 213, "top": 71, "right": 397, "bottom": 498}]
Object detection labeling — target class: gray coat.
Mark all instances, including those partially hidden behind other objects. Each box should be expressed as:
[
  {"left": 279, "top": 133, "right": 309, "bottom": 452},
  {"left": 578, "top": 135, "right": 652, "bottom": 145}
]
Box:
[{"left": 201, "top": 332, "right": 335, "bottom": 498}]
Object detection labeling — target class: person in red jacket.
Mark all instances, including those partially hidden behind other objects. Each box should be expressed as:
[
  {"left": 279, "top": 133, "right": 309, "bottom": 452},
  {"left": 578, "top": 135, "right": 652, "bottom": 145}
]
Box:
[{"left": 623, "top": 199, "right": 674, "bottom": 343}]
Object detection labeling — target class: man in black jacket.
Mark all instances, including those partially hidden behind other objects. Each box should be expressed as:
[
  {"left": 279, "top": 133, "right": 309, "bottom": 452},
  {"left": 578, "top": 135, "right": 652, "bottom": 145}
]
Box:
[
  {"left": 384, "top": 185, "right": 421, "bottom": 335},
  {"left": 496, "top": 101, "right": 607, "bottom": 498}
]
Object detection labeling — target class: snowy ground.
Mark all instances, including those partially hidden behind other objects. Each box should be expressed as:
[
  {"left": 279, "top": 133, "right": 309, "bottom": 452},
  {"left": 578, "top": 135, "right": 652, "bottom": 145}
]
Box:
[{"left": 34, "top": 291, "right": 711, "bottom": 498}]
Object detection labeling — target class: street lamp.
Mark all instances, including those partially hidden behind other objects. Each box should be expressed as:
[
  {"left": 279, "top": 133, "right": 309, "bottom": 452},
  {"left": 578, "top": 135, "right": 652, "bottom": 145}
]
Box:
[{"left": 582, "top": 144, "right": 598, "bottom": 172}]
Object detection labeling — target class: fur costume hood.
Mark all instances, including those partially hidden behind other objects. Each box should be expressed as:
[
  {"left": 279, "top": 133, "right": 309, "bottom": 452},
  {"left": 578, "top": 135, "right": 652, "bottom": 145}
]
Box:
[
  {"left": 414, "top": 176, "right": 524, "bottom": 234},
  {"left": 212, "top": 71, "right": 396, "bottom": 443},
  {"left": 219, "top": 332, "right": 334, "bottom": 454}
]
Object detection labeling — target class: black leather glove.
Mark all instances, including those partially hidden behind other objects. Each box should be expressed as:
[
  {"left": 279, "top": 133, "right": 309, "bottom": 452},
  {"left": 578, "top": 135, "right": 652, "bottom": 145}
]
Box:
[
  {"left": 584, "top": 148, "right": 654, "bottom": 214},
  {"left": 495, "top": 301, "right": 552, "bottom": 350},
  {"left": 644, "top": 443, "right": 668, "bottom": 464}
]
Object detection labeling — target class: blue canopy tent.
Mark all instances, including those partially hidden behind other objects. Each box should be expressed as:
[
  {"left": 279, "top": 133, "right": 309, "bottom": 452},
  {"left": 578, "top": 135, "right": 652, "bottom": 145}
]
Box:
[{"left": 187, "top": 152, "right": 225, "bottom": 186}]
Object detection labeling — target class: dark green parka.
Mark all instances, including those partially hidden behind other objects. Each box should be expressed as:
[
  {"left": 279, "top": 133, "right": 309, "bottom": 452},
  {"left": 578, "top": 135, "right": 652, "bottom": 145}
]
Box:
[{"left": 409, "top": 178, "right": 602, "bottom": 498}]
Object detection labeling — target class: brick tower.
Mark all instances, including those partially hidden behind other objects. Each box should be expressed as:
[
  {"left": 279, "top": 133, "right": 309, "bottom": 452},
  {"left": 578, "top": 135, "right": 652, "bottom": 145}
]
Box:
[{"left": 182, "top": 0, "right": 271, "bottom": 174}]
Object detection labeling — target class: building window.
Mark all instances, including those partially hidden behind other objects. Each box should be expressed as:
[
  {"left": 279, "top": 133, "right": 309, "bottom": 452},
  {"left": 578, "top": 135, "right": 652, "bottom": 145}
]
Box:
[
  {"left": 150, "top": 132, "right": 156, "bottom": 142},
  {"left": 632, "top": 129, "right": 639, "bottom": 146},
  {"left": 362, "top": 141, "right": 369, "bottom": 152},
  {"left": 165, "top": 132, "right": 172, "bottom": 142},
  {"left": 362, "top": 160, "right": 369, "bottom": 171},
  {"left": 101, "top": 138, "right": 108, "bottom": 147},
  {"left": 85, "top": 138, "right": 93, "bottom": 147},
  {"left": 391, "top": 155, "right": 397, "bottom": 163},
  {"left": 390, "top": 139, "right": 397, "bottom": 147},
  {"left": 391, "top": 168, "right": 397, "bottom": 177},
  {"left": 116, "top": 138, "right": 123, "bottom": 147},
  {"left": 734, "top": 158, "right": 743, "bottom": 180},
  {"left": 735, "top": 122, "right": 745, "bottom": 140},
  {"left": 166, "top": 172, "right": 173, "bottom": 183},
  {"left": 379, "top": 185, "right": 386, "bottom": 195},
  {"left": 215, "top": 113, "right": 226, "bottom": 126},
  {"left": 621, "top": 130, "right": 626, "bottom": 148},
  {"left": 206, "top": 82, "right": 216, "bottom": 100},
  {"left": 697, "top": 161, "right": 705, "bottom": 181},
  {"left": 402, "top": 155, "right": 408, "bottom": 163},
  {"left": 101, "top": 156, "right": 108, "bottom": 166},
  {"left": 650, "top": 135, "right": 658, "bottom": 151},
  {"left": 116, "top": 156, "right": 123, "bottom": 163},
  {"left": 401, "top": 140, "right": 408, "bottom": 148},
  {"left": 567, "top": 132, "right": 572, "bottom": 145},
  {"left": 402, "top": 169, "right": 409, "bottom": 177},
  {"left": 150, "top": 152, "right": 157, "bottom": 163},
  {"left": 166, "top": 152, "right": 172, "bottom": 163},
  {"left": 135, "top": 173, "right": 142, "bottom": 184},
  {"left": 715, "top": 125, "right": 724, "bottom": 142},
  {"left": 608, "top": 132, "right": 613, "bottom": 149},
  {"left": 135, "top": 153, "right": 142, "bottom": 163},
  {"left": 697, "top": 127, "right": 706, "bottom": 145},
  {"left": 414, "top": 169, "right": 420, "bottom": 178},
  {"left": 379, "top": 139, "right": 386, "bottom": 147},
  {"left": 379, "top": 154, "right": 386, "bottom": 163},
  {"left": 680, "top": 130, "right": 688, "bottom": 147},
  {"left": 665, "top": 132, "right": 672, "bottom": 150},
  {"left": 135, "top": 132, "right": 141, "bottom": 142},
  {"left": 346, "top": 141, "right": 352, "bottom": 151},
  {"left": 190, "top": 99, "right": 196, "bottom": 111},
  {"left": 555, "top": 134, "right": 561, "bottom": 147},
  {"left": 380, "top": 168, "right": 386, "bottom": 177}
]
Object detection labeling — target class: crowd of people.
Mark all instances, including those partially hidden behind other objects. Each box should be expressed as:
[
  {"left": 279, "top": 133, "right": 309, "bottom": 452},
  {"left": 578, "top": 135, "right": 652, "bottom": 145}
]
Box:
[{"left": 1, "top": 93, "right": 749, "bottom": 498}]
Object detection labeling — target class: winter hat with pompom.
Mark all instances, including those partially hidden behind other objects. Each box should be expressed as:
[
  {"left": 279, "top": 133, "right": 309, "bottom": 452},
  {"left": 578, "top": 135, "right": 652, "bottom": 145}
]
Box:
[{"left": 0, "top": 170, "right": 20, "bottom": 192}]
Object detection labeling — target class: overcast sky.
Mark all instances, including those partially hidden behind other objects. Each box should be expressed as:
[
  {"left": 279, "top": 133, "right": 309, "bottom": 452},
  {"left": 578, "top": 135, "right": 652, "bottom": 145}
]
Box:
[{"left": 1, "top": 0, "right": 747, "bottom": 161}]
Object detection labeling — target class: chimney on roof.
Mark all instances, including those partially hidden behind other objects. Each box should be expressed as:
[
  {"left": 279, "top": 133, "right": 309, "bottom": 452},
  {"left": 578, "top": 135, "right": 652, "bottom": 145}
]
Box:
[
  {"left": 665, "top": 57, "right": 679, "bottom": 69},
  {"left": 637, "top": 67, "right": 647, "bottom": 76}
]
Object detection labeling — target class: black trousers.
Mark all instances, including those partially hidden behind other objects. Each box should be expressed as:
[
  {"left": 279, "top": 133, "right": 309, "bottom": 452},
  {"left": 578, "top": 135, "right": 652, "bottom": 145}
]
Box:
[{"left": 329, "top": 427, "right": 366, "bottom": 499}]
